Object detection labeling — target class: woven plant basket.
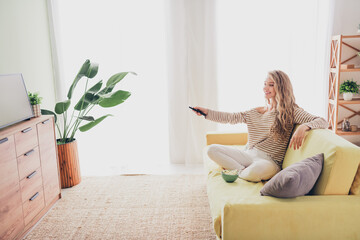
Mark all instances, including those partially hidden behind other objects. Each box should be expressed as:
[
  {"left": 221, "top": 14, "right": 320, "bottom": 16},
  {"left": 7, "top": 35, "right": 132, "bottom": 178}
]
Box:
[
  {"left": 32, "top": 104, "right": 41, "bottom": 117},
  {"left": 57, "top": 139, "right": 81, "bottom": 188}
]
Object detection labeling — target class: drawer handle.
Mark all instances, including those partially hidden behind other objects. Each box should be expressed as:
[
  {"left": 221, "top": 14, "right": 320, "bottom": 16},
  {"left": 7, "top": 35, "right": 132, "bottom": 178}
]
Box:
[
  {"left": 21, "top": 127, "right": 32, "bottom": 133},
  {"left": 27, "top": 171, "right": 37, "bottom": 179},
  {"left": 42, "top": 119, "right": 50, "bottom": 124},
  {"left": 0, "top": 137, "right": 8, "bottom": 144},
  {"left": 29, "top": 192, "right": 39, "bottom": 201},
  {"left": 24, "top": 149, "right": 35, "bottom": 156}
]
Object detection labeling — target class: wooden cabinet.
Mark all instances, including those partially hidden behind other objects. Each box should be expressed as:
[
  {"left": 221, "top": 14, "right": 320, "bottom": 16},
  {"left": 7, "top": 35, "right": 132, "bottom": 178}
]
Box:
[
  {"left": 0, "top": 116, "right": 61, "bottom": 240},
  {"left": 328, "top": 35, "right": 360, "bottom": 136}
]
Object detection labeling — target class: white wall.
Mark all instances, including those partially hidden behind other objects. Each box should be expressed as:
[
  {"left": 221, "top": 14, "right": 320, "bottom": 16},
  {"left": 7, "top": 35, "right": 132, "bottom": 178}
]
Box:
[
  {"left": 0, "top": 0, "right": 56, "bottom": 110},
  {"left": 332, "top": 0, "right": 360, "bottom": 35}
]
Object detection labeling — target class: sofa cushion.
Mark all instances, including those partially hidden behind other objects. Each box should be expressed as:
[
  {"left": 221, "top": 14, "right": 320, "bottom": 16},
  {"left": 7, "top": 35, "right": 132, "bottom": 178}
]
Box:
[
  {"left": 260, "top": 153, "right": 323, "bottom": 198},
  {"left": 283, "top": 129, "right": 360, "bottom": 195}
]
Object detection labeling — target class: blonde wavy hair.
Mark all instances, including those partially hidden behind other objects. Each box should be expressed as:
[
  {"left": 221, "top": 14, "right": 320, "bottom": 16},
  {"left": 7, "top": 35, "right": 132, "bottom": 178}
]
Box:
[{"left": 267, "top": 70, "right": 298, "bottom": 141}]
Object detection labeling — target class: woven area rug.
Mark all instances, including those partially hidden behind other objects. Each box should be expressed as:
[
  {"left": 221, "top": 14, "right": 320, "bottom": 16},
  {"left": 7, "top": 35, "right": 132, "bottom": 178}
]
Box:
[{"left": 25, "top": 175, "right": 216, "bottom": 240}]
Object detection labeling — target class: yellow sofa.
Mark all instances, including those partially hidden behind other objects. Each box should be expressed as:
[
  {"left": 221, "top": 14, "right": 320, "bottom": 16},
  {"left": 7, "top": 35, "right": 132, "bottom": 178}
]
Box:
[{"left": 204, "top": 129, "right": 360, "bottom": 240}]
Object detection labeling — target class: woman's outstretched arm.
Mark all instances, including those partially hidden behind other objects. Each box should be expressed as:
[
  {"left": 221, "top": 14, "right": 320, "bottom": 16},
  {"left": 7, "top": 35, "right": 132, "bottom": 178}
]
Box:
[{"left": 192, "top": 107, "right": 248, "bottom": 124}]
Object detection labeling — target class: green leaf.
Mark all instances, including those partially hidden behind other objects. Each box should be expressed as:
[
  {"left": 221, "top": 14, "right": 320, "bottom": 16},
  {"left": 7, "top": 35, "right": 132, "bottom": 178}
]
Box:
[
  {"left": 55, "top": 100, "right": 71, "bottom": 114},
  {"left": 98, "top": 90, "right": 131, "bottom": 108},
  {"left": 340, "top": 79, "right": 360, "bottom": 94},
  {"left": 41, "top": 109, "right": 57, "bottom": 123},
  {"left": 97, "top": 85, "right": 115, "bottom": 96},
  {"left": 74, "top": 93, "right": 94, "bottom": 110},
  {"left": 106, "top": 72, "right": 137, "bottom": 87},
  {"left": 85, "top": 62, "right": 99, "bottom": 78},
  {"left": 67, "top": 59, "right": 91, "bottom": 99},
  {"left": 96, "top": 72, "right": 136, "bottom": 96},
  {"left": 88, "top": 80, "right": 103, "bottom": 93},
  {"left": 79, "top": 114, "right": 113, "bottom": 132},
  {"left": 74, "top": 80, "right": 103, "bottom": 110},
  {"left": 78, "top": 116, "right": 95, "bottom": 121}
]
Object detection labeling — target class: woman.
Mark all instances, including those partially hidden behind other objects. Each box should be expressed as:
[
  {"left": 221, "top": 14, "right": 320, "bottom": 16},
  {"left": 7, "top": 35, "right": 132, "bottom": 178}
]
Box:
[{"left": 192, "top": 70, "right": 328, "bottom": 182}]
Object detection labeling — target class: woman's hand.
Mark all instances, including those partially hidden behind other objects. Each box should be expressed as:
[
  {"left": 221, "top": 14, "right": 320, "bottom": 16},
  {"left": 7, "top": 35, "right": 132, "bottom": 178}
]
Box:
[
  {"left": 192, "top": 106, "right": 208, "bottom": 116},
  {"left": 289, "top": 124, "right": 310, "bottom": 150}
]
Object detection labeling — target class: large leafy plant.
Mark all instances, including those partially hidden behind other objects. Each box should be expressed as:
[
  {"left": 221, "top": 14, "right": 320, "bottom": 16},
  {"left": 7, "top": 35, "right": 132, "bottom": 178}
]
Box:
[
  {"left": 339, "top": 79, "right": 360, "bottom": 94},
  {"left": 43, "top": 59, "right": 135, "bottom": 145}
]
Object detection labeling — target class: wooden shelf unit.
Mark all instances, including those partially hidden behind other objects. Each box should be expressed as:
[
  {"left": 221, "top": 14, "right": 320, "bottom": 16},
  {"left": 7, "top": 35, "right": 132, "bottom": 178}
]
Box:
[
  {"left": 336, "top": 129, "right": 360, "bottom": 135},
  {"left": 339, "top": 99, "right": 360, "bottom": 104},
  {"left": 341, "top": 68, "right": 360, "bottom": 72},
  {"left": 331, "top": 68, "right": 360, "bottom": 73},
  {"left": 328, "top": 35, "right": 360, "bottom": 135}
]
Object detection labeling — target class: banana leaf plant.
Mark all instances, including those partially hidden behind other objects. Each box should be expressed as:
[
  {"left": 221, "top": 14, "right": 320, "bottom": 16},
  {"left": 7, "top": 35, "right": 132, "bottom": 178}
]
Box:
[{"left": 42, "top": 59, "right": 136, "bottom": 145}]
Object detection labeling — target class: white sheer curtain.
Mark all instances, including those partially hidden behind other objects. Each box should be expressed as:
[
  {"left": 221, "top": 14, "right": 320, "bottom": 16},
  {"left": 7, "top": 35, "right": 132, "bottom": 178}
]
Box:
[
  {"left": 166, "top": 0, "right": 218, "bottom": 164},
  {"left": 49, "top": 0, "right": 169, "bottom": 175},
  {"left": 215, "top": 0, "right": 335, "bottom": 132}
]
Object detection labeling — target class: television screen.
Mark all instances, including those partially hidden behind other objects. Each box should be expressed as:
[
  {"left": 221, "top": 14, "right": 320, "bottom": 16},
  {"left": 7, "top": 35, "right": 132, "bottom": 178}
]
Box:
[{"left": 0, "top": 74, "right": 34, "bottom": 129}]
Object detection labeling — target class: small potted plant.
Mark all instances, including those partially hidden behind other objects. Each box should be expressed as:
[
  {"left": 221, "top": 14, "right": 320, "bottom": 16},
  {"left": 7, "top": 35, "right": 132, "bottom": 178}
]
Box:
[
  {"left": 28, "top": 92, "right": 43, "bottom": 117},
  {"left": 339, "top": 79, "right": 360, "bottom": 101}
]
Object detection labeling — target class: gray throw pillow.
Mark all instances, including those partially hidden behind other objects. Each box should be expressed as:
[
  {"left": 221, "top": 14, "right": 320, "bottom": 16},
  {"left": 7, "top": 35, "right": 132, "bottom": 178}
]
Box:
[{"left": 260, "top": 153, "right": 324, "bottom": 198}]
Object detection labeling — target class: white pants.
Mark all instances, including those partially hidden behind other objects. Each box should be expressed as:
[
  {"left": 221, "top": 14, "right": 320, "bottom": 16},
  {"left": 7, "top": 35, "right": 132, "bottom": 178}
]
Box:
[{"left": 207, "top": 144, "right": 280, "bottom": 182}]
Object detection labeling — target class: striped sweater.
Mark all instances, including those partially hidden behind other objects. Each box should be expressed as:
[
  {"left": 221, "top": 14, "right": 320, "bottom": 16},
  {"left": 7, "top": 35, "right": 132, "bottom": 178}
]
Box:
[{"left": 206, "top": 107, "right": 328, "bottom": 167}]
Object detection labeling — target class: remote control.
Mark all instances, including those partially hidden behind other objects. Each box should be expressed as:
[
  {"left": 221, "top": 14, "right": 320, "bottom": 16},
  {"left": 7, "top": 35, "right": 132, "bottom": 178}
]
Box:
[{"left": 189, "top": 106, "right": 207, "bottom": 116}]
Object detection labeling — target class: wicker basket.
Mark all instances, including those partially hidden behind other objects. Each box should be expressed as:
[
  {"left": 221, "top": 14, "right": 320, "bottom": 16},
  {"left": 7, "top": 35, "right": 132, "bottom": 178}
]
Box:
[{"left": 32, "top": 104, "right": 41, "bottom": 117}]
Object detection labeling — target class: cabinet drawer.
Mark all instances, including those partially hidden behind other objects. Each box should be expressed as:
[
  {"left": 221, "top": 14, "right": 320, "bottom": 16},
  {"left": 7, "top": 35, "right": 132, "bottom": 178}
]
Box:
[
  {"left": 20, "top": 168, "right": 43, "bottom": 203},
  {"left": 23, "top": 188, "right": 45, "bottom": 226},
  {"left": 14, "top": 125, "right": 38, "bottom": 157},
  {"left": 17, "top": 146, "right": 41, "bottom": 180}
]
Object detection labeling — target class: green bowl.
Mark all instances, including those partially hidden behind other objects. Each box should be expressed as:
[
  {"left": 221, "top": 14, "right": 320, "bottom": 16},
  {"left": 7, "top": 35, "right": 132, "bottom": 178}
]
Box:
[{"left": 221, "top": 170, "right": 238, "bottom": 183}]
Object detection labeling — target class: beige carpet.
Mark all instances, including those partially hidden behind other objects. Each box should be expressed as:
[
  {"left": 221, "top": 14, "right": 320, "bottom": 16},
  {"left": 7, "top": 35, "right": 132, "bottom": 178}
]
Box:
[{"left": 25, "top": 175, "right": 216, "bottom": 240}]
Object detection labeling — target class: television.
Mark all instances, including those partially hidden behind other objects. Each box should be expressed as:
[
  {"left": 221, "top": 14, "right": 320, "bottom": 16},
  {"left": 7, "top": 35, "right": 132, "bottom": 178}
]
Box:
[{"left": 0, "top": 74, "right": 34, "bottom": 130}]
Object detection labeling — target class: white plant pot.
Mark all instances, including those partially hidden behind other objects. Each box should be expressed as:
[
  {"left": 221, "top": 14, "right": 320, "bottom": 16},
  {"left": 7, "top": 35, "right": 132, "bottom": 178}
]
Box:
[{"left": 343, "top": 92, "right": 353, "bottom": 101}]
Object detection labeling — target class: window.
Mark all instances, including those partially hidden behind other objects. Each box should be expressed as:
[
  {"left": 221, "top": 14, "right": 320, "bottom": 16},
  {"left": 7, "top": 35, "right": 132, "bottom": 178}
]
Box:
[
  {"left": 216, "top": 0, "right": 331, "bottom": 132},
  {"left": 53, "top": 0, "right": 168, "bottom": 175}
]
